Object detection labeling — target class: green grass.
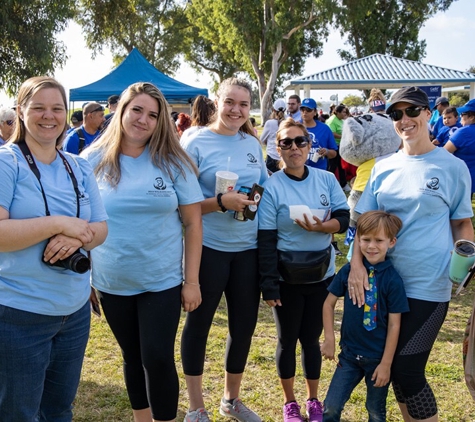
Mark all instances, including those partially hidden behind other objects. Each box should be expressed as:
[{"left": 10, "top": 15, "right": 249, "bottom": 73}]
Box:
[{"left": 73, "top": 227, "right": 475, "bottom": 421}]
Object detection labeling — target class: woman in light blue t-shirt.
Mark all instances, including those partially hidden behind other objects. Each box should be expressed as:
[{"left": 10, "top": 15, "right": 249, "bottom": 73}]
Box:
[
  {"left": 258, "top": 118, "right": 349, "bottom": 422},
  {"left": 83, "top": 82, "right": 203, "bottom": 422},
  {"left": 352, "top": 87, "right": 474, "bottom": 421},
  {"left": 0, "top": 76, "right": 108, "bottom": 421},
  {"left": 181, "top": 78, "right": 268, "bottom": 422}
]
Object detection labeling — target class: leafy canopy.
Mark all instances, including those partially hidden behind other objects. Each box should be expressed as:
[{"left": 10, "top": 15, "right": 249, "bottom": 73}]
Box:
[
  {"left": 335, "top": 0, "right": 457, "bottom": 62},
  {"left": 76, "top": 0, "right": 187, "bottom": 73},
  {"left": 1, "top": 0, "right": 75, "bottom": 95}
]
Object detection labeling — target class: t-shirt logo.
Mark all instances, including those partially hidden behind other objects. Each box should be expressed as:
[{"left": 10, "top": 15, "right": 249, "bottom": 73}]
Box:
[
  {"left": 320, "top": 194, "right": 329, "bottom": 207},
  {"left": 426, "top": 177, "right": 439, "bottom": 190},
  {"left": 153, "top": 177, "right": 167, "bottom": 190},
  {"left": 247, "top": 153, "right": 258, "bottom": 163}
]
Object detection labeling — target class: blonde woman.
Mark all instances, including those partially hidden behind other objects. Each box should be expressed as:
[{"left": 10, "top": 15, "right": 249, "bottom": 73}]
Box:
[{"left": 82, "top": 82, "right": 203, "bottom": 422}]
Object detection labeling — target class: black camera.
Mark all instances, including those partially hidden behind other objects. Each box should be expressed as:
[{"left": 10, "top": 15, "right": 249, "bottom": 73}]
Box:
[{"left": 45, "top": 247, "right": 91, "bottom": 274}]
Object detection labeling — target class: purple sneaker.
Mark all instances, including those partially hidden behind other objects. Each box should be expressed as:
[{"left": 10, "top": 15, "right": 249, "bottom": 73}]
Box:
[
  {"left": 283, "top": 401, "right": 304, "bottom": 422},
  {"left": 306, "top": 399, "right": 323, "bottom": 422}
]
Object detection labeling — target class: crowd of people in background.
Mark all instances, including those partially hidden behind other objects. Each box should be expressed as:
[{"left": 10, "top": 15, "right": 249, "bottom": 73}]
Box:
[{"left": 1, "top": 77, "right": 475, "bottom": 422}]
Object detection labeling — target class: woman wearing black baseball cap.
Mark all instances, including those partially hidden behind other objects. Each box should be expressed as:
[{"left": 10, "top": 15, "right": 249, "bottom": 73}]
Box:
[{"left": 349, "top": 86, "right": 474, "bottom": 421}]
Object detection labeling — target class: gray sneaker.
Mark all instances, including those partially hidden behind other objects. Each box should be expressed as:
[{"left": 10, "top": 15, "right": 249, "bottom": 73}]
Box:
[
  {"left": 219, "top": 398, "right": 262, "bottom": 422},
  {"left": 184, "top": 408, "right": 211, "bottom": 422}
]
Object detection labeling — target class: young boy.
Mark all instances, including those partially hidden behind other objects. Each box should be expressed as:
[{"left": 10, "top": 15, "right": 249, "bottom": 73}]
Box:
[
  {"left": 320, "top": 211, "right": 409, "bottom": 422},
  {"left": 433, "top": 107, "right": 462, "bottom": 147}
]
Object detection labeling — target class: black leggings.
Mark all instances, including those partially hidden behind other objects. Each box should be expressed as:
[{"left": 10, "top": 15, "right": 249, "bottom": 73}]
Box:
[
  {"left": 97, "top": 285, "right": 182, "bottom": 421},
  {"left": 181, "top": 246, "right": 260, "bottom": 375},
  {"left": 273, "top": 278, "right": 331, "bottom": 380},
  {"left": 391, "top": 298, "right": 449, "bottom": 420}
]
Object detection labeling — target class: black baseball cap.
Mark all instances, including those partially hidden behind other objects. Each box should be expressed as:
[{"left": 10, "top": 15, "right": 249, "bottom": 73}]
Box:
[
  {"left": 70, "top": 110, "right": 83, "bottom": 123},
  {"left": 108, "top": 95, "right": 120, "bottom": 105},
  {"left": 386, "top": 87, "right": 430, "bottom": 114}
]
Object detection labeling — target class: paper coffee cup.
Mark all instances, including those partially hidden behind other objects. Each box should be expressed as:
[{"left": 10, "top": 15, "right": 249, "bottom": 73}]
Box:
[
  {"left": 215, "top": 171, "right": 239, "bottom": 195},
  {"left": 449, "top": 239, "right": 475, "bottom": 284}
]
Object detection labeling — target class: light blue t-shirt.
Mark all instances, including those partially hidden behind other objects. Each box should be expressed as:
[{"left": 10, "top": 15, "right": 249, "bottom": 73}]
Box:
[
  {"left": 259, "top": 167, "right": 349, "bottom": 279},
  {"left": 0, "top": 144, "right": 108, "bottom": 316},
  {"left": 83, "top": 146, "right": 203, "bottom": 295},
  {"left": 356, "top": 148, "right": 473, "bottom": 302},
  {"left": 182, "top": 128, "right": 268, "bottom": 252}
]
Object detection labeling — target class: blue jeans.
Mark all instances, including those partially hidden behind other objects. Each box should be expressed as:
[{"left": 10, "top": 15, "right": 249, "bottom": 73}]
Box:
[
  {"left": 323, "top": 348, "right": 389, "bottom": 422},
  {"left": 0, "top": 301, "right": 90, "bottom": 421}
]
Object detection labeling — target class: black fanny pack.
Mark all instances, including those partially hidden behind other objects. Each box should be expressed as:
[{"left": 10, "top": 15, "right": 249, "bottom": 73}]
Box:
[{"left": 278, "top": 245, "right": 332, "bottom": 284}]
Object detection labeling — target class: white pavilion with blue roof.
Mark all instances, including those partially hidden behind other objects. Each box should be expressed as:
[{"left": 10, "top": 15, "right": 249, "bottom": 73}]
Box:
[{"left": 286, "top": 54, "right": 475, "bottom": 99}]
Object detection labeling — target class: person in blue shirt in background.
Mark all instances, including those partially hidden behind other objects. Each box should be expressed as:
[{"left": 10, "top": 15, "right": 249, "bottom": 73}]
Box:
[
  {"left": 429, "top": 96, "right": 450, "bottom": 140},
  {"left": 444, "top": 99, "right": 475, "bottom": 198},
  {"left": 300, "top": 98, "right": 337, "bottom": 171},
  {"left": 432, "top": 107, "right": 461, "bottom": 147},
  {"left": 321, "top": 210, "right": 409, "bottom": 422},
  {"left": 63, "top": 101, "right": 105, "bottom": 154}
]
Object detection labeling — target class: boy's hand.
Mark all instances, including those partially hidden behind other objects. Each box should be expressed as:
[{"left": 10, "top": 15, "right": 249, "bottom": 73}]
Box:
[
  {"left": 320, "top": 339, "right": 335, "bottom": 361},
  {"left": 371, "top": 363, "right": 390, "bottom": 387}
]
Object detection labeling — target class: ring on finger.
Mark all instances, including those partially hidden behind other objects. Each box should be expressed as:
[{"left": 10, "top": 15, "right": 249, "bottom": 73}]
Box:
[{"left": 61, "top": 247, "right": 68, "bottom": 251}]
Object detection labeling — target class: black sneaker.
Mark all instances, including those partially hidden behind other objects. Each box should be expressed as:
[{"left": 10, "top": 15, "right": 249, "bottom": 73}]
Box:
[{"left": 332, "top": 241, "right": 343, "bottom": 256}]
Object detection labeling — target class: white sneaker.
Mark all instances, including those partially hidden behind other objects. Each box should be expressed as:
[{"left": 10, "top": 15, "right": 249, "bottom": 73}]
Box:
[
  {"left": 219, "top": 398, "right": 262, "bottom": 422},
  {"left": 184, "top": 408, "right": 211, "bottom": 422}
]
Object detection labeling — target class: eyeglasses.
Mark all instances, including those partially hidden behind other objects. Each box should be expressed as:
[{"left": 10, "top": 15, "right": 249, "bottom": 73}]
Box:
[
  {"left": 300, "top": 107, "right": 314, "bottom": 113},
  {"left": 278, "top": 136, "right": 310, "bottom": 150},
  {"left": 6, "top": 120, "right": 14, "bottom": 126},
  {"left": 388, "top": 106, "right": 426, "bottom": 121},
  {"left": 92, "top": 106, "right": 104, "bottom": 113}
]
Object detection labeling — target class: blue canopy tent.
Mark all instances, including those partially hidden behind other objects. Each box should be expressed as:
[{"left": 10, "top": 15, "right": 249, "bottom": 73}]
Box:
[{"left": 69, "top": 48, "right": 208, "bottom": 104}]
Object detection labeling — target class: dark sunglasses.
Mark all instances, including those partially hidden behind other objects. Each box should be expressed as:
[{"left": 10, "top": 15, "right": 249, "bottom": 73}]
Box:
[
  {"left": 278, "top": 136, "right": 310, "bottom": 150},
  {"left": 6, "top": 120, "right": 14, "bottom": 126},
  {"left": 299, "top": 107, "right": 314, "bottom": 113},
  {"left": 388, "top": 106, "right": 426, "bottom": 121},
  {"left": 92, "top": 106, "right": 104, "bottom": 113}
]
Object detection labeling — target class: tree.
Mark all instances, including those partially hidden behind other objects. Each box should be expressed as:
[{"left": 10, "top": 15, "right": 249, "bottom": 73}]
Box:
[
  {"left": 185, "top": 0, "right": 336, "bottom": 121},
  {"left": 342, "top": 94, "right": 365, "bottom": 107},
  {"left": 335, "top": 0, "right": 457, "bottom": 62},
  {"left": 76, "top": 0, "right": 187, "bottom": 73},
  {"left": 180, "top": 26, "right": 243, "bottom": 87},
  {"left": 448, "top": 93, "right": 469, "bottom": 107},
  {"left": 1, "top": 0, "right": 75, "bottom": 96}
]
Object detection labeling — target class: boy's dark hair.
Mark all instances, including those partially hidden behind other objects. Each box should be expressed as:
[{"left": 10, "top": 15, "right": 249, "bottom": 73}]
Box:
[
  {"left": 442, "top": 107, "right": 458, "bottom": 117},
  {"left": 357, "top": 211, "right": 402, "bottom": 239}
]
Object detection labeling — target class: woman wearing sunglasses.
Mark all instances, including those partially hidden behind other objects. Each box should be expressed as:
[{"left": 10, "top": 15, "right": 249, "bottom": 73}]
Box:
[
  {"left": 258, "top": 118, "right": 349, "bottom": 422},
  {"left": 0, "top": 106, "right": 15, "bottom": 145},
  {"left": 444, "top": 99, "right": 475, "bottom": 198},
  {"left": 349, "top": 87, "right": 473, "bottom": 422}
]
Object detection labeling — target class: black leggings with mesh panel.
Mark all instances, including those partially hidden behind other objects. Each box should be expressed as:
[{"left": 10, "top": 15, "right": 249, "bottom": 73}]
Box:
[{"left": 391, "top": 298, "right": 449, "bottom": 420}]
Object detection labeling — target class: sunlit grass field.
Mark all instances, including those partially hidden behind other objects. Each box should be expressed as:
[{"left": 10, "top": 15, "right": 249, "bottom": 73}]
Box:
[{"left": 74, "top": 226, "right": 475, "bottom": 421}]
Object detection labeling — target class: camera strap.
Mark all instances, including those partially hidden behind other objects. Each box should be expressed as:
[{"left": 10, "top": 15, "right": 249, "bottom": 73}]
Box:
[{"left": 17, "top": 140, "right": 81, "bottom": 218}]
